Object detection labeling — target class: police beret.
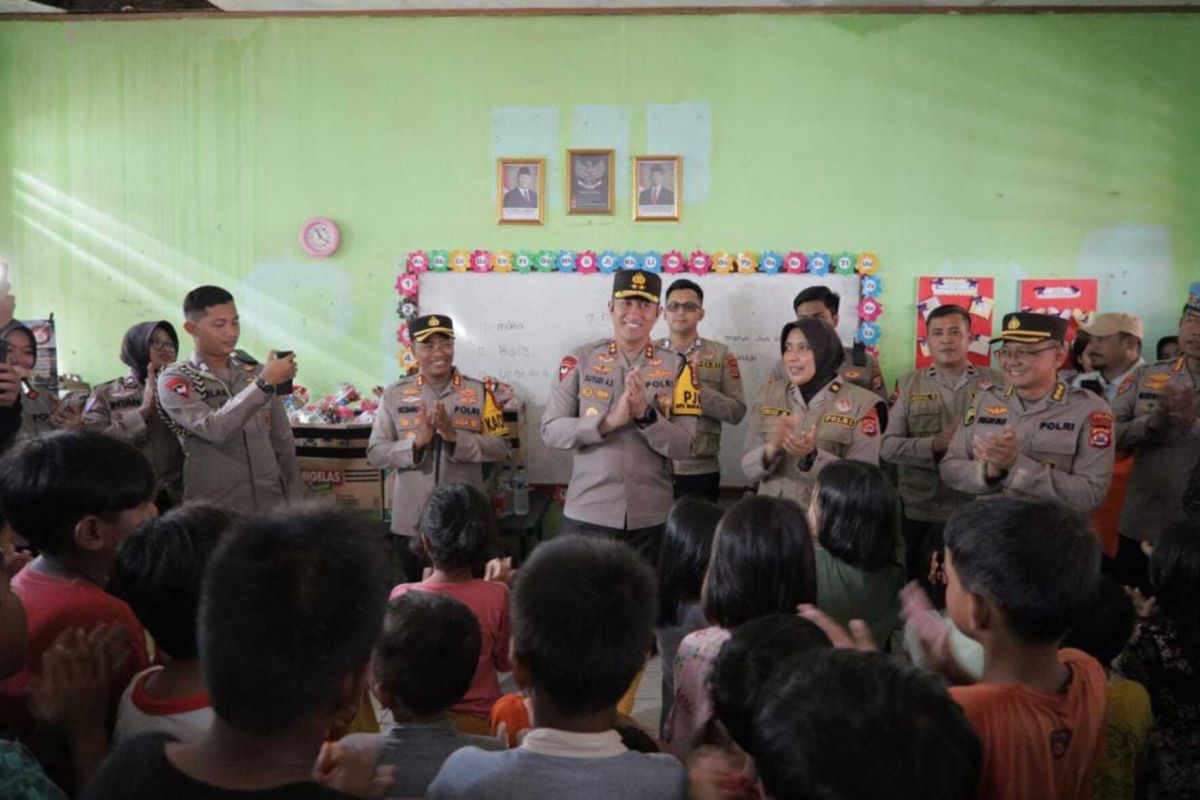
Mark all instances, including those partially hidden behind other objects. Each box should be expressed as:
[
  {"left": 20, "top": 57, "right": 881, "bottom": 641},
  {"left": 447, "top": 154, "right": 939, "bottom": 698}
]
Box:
[
  {"left": 612, "top": 270, "right": 661, "bottom": 304},
  {"left": 990, "top": 312, "right": 1068, "bottom": 345},
  {"left": 409, "top": 314, "right": 454, "bottom": 343}
]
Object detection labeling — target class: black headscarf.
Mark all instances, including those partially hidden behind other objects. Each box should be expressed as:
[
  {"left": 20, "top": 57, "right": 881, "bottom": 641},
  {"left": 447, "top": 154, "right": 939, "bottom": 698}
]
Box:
[
  {"left": 1, "top": 321, "right": 37, "bottom": 369},
  {"left": 121, "top": 320, "right": 179, "bottom": 384},
  {"left": 780, "top": 317, "right": 845, "bottom": 402}
]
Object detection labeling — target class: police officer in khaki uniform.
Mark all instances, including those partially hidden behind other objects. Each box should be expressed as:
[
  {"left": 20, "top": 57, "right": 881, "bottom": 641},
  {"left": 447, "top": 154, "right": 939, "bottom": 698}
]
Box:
[
  {"left": 792, "top": 285, "right": 887, "bottom": 399},
  {"left": 941, "top": 312, "right": 1114, "bottom": 515},
  {"left": 657, "top": 278, "right": 745, "bottom": 501},
  {"left": 743, "top": 317, "right": 883, "bottom": 508},
  {"left": 83, "top": 321, "right": 184, "bottom": 507},
  {"left": 542, "top": 269, "right": 701, "bottom": 563},
  {"left": 368, "top": 314, "right": 511, "bottom": 581},
  {"left": 157, "top": 285, "right": 301, "bottom": 515},
  {"left": 882, "top": 304, "right": 1003, "bottom": 579},
  {"left": 1113, "top": 284, "right": 1200, "bottom": 554}
]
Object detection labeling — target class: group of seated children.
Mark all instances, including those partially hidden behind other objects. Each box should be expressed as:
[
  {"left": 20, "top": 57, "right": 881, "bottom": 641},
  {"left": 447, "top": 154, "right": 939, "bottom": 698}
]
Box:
[{"left": 1, "top": 429, "right": 1198, "bottom": 799}]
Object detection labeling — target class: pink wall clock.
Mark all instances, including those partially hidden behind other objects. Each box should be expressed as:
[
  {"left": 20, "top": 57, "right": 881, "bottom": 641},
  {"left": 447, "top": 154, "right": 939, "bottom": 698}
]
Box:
[{"left": 300, "top": 217, "right": 340, "bottom": 258}]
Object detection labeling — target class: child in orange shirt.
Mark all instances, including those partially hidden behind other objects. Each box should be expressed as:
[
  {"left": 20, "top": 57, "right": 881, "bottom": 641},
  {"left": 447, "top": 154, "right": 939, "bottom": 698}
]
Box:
[{"left": 942, "top": 498, "right": 1109, "bottom": 800}]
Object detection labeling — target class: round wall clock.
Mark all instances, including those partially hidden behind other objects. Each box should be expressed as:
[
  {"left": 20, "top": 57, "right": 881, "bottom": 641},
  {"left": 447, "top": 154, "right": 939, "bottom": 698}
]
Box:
[{"left": 300, "top": 217, "right": 340, "bottom": 258}]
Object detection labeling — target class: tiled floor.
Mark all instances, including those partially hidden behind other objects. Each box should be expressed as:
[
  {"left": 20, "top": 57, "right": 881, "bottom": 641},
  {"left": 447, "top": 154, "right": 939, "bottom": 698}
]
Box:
[{"left": 372, "top": 654, "right": 666, "bottom": 735}]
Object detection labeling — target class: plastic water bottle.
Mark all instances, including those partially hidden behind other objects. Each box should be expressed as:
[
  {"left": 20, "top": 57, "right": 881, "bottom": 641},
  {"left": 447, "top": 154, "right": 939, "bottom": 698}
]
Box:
[
  {"left": 497, "top": 466, "right": 515, "bottom": 518},
  {"left": 512, "top": 466, "right": 530, "bottom": 516}
]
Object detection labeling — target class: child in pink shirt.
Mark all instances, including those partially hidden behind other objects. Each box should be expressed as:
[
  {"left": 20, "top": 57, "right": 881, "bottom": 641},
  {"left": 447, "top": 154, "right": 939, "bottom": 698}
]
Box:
[{"left": 391, "top": 483, "right": 512, "bottom": 732}]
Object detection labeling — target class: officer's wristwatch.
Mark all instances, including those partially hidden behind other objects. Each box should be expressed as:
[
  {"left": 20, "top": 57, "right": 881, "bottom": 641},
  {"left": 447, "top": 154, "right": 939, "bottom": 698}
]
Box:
[
  {"left": 254, "top": 376, "right": 275, "bottom": 395},
  {"left": 634, "top": 406, "right": 658, "bottom": 427}
]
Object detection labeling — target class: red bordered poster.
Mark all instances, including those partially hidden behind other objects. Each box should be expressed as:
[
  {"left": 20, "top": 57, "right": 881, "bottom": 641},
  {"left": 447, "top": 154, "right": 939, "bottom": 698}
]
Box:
[{"left": 915, "top": 277, "right": 995, "bottom": 369}]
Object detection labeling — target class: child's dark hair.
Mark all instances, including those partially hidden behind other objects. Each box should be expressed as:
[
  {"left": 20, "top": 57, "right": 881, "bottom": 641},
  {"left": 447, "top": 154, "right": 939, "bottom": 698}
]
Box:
[
  {"left": 1061, "top": 576, "right": 1136, "bottom": 667},
  {"left": 702, "top": 496, "right": 816, "bottom": 629},
  {"left": 512, "top": 535, "right": 655, "bottom": 714},
  {"left": 814, "top": 460, "right": 900, "bottom": 572},
  {"left": 417, "top": 483, "right": 496, "bottom": 570},
  {"left": 200, "top": 505, "right": 388, "bottom": 734},
  {"left": 1149, "top": 518, "right": 1200, "bottom": 654},
  {"left": 751, "top": 649, "right": 981, "bottom": 800},
  {"left": 709, "top": 614, "right": 831, "bottom": 750},
  {"left": 0, "top": 431, "right": 156, "bottom": 555},
  {"left": 183, "top": 285, "right": 235, "bottom": 320},
  {"left": 943, "top": 498, "right": 1100, "bottom": 645},
  {"left": 656, "top": 497, "right": 722, "bottom": 627},
  {"left": 1156, "top": 335, "right": 1178, "bottom": 360},
  {"left": 110, "top": 504, "right": 237, "bottom": 660},
  {"left": 372, "top": 592, "right": 481, "bottom": 717}
]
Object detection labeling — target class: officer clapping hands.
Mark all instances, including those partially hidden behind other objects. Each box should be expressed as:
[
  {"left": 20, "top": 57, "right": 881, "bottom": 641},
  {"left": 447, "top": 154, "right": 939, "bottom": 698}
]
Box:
[
  {"left": 766, "top": 417, "right": 818, "bottom": 462},
  {"left": 973, "top": 428, "right": 1019, "bottom": 479},
  {"left": 1151, "top": 383, "right": 1197, "bottom": 433},
  {"left": 433, "top": 403, "right": 457, "bottom": 443}
]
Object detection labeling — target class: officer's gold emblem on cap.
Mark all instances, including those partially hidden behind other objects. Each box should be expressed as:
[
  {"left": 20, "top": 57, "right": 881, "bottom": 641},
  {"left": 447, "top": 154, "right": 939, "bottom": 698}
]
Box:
[
  {"left": 429, "top": 316, "right": 440, "bottom": 326},
  {"left": 632, "top": 273, "right": 646, "bottom": 287},
  {"left": 1008, "top": 317, "right": 1020, "bottom": 330}
]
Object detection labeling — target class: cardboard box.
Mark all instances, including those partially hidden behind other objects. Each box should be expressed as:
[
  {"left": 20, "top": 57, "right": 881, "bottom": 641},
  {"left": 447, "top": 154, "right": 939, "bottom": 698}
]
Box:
[{"left": 293, "top": 424, "right": 386, "bottom": 518}]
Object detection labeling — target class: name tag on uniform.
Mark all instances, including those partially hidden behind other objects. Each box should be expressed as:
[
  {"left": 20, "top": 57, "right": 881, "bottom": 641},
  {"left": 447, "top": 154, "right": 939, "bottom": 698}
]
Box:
[
  {"left": 909, "top": 393, "right": 938, "bottom": 403},
  {"left": 761, "top": 407, "right": 789, "bottom": 417},
  {"left": 822, "top": 414, "right": 856, "bottom": 428},
  {"left": 1039, "top": 421, "right": 1076, "bottom": 432}
]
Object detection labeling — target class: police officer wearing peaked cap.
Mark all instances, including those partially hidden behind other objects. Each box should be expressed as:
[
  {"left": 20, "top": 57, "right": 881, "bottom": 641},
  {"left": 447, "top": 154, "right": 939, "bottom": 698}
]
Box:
[
  {"left": 541, "top": 268, "right": 701, "bottom": 565},
  {"left": 940, "top": 311, "right": 1115, "bottom": 515},
  {"left": 368, "top": 313, "right": 511, "bottom": 583}
]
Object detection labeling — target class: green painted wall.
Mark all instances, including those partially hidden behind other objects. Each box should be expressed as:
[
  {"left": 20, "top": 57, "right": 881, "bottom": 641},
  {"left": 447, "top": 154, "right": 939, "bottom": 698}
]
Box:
[{"left": 1, "top": 13, "right": 1197, "bottom": 393}]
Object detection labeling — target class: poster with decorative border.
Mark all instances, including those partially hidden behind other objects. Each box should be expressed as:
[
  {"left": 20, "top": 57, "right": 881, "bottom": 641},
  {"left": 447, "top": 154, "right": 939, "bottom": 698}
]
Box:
[
  {"left": 1017, "top": 278, "right": 1098, "bottom": 344},
  {"left": 915, "top": 277, "right": 994, "bottom": 369}
]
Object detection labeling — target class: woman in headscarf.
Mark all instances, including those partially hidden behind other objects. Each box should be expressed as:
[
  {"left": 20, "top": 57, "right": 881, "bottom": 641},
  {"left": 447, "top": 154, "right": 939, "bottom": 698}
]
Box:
[
  {"left": 3, "top": 321, "right": 84, "bottom": 444},
  {"left": 741, "top": 317, "right": 885, "bottom": 508},
  {"left": 83, "top": 321, "right": 184, "bottom": 508}
]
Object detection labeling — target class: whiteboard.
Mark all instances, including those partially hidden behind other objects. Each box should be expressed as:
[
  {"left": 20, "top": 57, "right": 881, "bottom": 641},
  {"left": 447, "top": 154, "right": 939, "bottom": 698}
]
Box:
[{"left": 418, "top": 272, "right": 862, "bottom": 485}]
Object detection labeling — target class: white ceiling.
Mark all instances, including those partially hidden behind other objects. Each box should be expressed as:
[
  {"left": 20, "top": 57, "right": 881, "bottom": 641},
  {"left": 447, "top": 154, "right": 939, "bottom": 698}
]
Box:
[{"left": 2, "top": 0, "right": 1198, "bottom": 13}]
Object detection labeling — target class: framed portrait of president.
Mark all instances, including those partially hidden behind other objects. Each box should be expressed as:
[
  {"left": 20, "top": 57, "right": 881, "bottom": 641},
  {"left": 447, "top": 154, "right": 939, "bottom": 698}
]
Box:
[
  {"left": 497, "top": 158, "right": 545, "bottom": 224},
  {"left": 633, "top": 155, "right": 681, "bottom": 221},
  {"left": 567, "top": 149, "right": 614, "bottom": 215}
]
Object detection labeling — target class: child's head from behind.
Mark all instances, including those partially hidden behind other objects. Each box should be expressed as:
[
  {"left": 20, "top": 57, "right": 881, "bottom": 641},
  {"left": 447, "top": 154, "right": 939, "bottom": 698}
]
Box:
[
  {"left": 111, "top": 503, "right": 237, "bottom": 661},
  {"left": 417, "top": 483, "right": 496, "bottom": 571},
  {"left": 702, "top": 496, "right": 816, "bottom": 629},
  {"left": 1061, "top": 576, "right": 1135, "bottom": 669},
  {"left": 656, "top": 496, "right": 722, "bottom": 627},
  {"left": 810, "top": 460, "right": 900, "bottom": 572},
  {"left": 0, "top": 431, "right": 157, "bottom": 564},
  {"left": 512, "top": 535, "right": 654, "bottom": 715},
  {"left": 1150, "top": 518, "right": 1200, "bottom": 648},
  {"left": 943, "top": 498, "right": 1099, "bottom": 647},
  {"left": 752, "top": 649, "right": 981, "bottom": 800},
  {"left": 200, "top": 505, "right": 388, "bottom": 736},
  {"left": 710, "top": 614, "right": 831, "bottom": 752},
  {"left": 372, "top": 592, "right": 481, "bottom": 719}
]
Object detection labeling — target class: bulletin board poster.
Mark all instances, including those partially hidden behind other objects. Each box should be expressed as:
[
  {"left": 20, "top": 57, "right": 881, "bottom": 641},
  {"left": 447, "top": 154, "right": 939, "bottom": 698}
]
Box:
[
  {"left": 20, "top": 317, "right": 58, "bottom": 395},
  {"left": 1017, "top": 279, "right": 1098, "bottom": 342},
  {"left": 915, "top": 277, "right": 995, "bottom": 369}
]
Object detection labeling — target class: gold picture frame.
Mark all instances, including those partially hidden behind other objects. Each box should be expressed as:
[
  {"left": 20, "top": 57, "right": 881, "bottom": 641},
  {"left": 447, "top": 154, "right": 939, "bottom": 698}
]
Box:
[
  {"left": 497, "top": 158, "right": 546, "bottom": 225},
  {"left": 566, "top": 149, "right": 615, "bottom": 216},
  {"left": 632, "top": 155, "right": 681, "bottom": 222}
]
